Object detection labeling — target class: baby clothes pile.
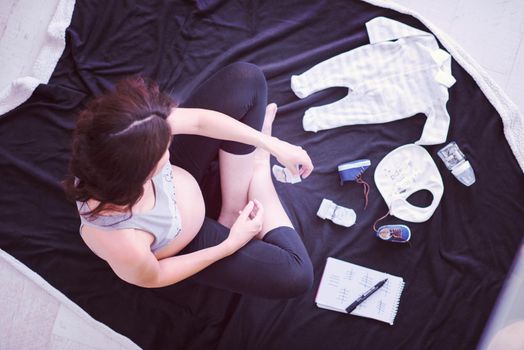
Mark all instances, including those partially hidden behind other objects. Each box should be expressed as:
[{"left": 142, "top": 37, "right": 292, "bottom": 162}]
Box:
[{"left": 275, "top": 17, "right": 474, "bottom": 241}]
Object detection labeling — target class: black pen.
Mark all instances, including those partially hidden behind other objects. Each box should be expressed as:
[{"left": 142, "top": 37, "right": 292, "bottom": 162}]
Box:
[{"left": 345, "top": 278, "right": 388, "bottom": 313}]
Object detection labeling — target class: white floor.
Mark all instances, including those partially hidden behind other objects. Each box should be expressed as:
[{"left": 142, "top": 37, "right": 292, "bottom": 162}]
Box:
[
  {"left": 0, "top": 250, "right": 140, "bottom": 350},
  {"left": 1, "top": 0, "right": 523, "bottom": 349},
  {"left": 393, "top": 0, "right": 524, "bottom": 115}
]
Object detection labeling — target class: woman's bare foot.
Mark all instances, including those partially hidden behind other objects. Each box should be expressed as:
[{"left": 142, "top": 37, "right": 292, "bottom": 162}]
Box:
[
  {"left": 250, "top": 103, "right": 280, "bottom": 239},
  {"left": 254, "top": 103, "right": 277, "bottom": 165},
  {"left": 262, "top": 103, "right": 277, "bottom": 135},
  {"left": 217, "top": 103, "right": 277, "bottom": 229}
]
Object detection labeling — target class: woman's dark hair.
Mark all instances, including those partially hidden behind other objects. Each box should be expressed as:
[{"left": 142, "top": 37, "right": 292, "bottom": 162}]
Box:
[{"left": 63, "top": 76, "right": 175, "bottom": 217}]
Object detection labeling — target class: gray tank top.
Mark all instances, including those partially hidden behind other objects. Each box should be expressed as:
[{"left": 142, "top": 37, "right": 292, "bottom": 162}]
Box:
[{"left": 76, "top": 162, "right": 182, "bottom": 252}]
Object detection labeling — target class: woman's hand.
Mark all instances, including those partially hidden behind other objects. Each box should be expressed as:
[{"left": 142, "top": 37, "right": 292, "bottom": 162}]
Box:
[
  {"left": 265, "top": 136, "right": 314, "bottom": 179},
  {"left": 224, "top": 200, "right": 264, "bottom": 255}
]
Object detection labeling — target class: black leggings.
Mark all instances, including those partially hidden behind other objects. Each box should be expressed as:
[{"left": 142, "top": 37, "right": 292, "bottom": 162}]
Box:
[{"left": 169, "top": 62, "right": 313, "bottom": 299}]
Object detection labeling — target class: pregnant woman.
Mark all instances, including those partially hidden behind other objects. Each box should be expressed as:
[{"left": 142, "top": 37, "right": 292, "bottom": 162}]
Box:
[{"left": 64, "top": 62, "right": 314, "bottom": 298}]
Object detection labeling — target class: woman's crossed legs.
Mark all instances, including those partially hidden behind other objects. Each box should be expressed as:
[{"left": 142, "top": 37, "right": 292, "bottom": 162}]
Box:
[{"left": 170, "top": 62, "right": 313, "bottom": 298}]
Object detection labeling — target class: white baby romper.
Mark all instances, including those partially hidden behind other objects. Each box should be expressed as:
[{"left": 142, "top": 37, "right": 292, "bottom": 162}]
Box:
[{"left": 291, "top": 17, "right": 456, "bottom": 146}]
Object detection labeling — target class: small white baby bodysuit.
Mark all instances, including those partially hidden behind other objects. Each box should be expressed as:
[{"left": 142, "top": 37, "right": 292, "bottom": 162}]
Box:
[{"left": 291, "top": 17, "right": 456, "bottom": 145}]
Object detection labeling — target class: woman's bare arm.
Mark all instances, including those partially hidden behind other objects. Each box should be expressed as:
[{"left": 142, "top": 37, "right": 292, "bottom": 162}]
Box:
[
  {"left": 105, "top": 201, "right": 264, "bottom": 288},
  {"left": 168, "top": 107, "right": 270, "bottom": 149},
  {"left": 108, "top": 239, "right": 233, "bottom": 288},
  {"left": 167, "top": 107, "right": 313, "bottom": 178}
]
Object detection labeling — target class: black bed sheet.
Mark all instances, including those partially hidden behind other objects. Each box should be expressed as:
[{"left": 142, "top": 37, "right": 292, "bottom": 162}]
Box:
[{"left": 1, "top": 1, "right": 523, "bottom": 349}]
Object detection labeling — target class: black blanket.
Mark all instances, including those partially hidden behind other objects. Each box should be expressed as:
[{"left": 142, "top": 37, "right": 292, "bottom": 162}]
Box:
[{"left": 1, "top": 1, "right": 523, "bottom": 349}]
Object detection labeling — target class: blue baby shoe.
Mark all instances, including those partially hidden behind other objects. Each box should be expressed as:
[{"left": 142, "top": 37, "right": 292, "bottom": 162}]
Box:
[
  {"left": 376, "top": 224, "right": 411, "bottom": 243},
  {"left": 338, "top": 159, "right": 371, "bottom": 209},
  {"left": 338, "top": 159, "right": 371, "bottom": 185}
]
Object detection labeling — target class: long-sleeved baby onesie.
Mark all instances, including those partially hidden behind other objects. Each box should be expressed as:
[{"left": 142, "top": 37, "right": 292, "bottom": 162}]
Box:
[{"left": 291, "top": 17, "right": 456, "bottom": 145}]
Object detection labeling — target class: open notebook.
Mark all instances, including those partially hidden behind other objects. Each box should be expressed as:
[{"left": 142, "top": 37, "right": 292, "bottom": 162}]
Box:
[{"left": 315, "top": 257, "right": 405, "bottom": 325}]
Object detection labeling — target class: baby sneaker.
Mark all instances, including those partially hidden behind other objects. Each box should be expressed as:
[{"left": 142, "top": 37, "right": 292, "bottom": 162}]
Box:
[
  {"left": 376, "top": 224, "right": 411, "bottom": 243},
  {"left": 337, "top": 159, "right": 371, "bottom": 209},
  {"left": 338, "top": 159, "right": 371, "bottom": 184}
]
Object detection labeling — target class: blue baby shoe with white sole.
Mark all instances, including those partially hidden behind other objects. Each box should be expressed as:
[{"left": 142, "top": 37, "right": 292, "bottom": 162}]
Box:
[
  {"left": 376, "top": 224, "right": 411, "bottom": 243},
  {"left": 338, "top": 159, "right": 371, "bottom": 184},
  {"left": 338, "top": 159, "right": 371, "bottom": 209}
]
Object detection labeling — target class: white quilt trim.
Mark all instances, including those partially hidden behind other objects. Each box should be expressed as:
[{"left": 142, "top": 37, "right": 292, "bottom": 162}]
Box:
[
  {"left": 362, "top": 0, "right": 524, "bottom": 172},
  {"left": 0, "top": 249, "right": 141, "bottom": 349},
  {"left": 0, "top": 0, "right": 76, "bottom": 116}
]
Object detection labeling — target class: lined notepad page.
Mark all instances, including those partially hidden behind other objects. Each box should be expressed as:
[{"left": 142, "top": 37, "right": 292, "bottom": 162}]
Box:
[{"left": 315, "top": 257, "right": 405, "bottom": 325}]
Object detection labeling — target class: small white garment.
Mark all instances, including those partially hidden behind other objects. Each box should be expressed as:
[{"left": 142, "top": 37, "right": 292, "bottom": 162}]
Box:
[
  {"left": 272, "top": 164, "right": 302, "bottom": 184},
  {"left": 374, "top": 144, "right": 444, "bottom": 223},
  {"left": 317, "top": 198, "right": 356, "bottom": 227},
  {"left": 291, "top": 16, "right": 456, "bottom": 145}
]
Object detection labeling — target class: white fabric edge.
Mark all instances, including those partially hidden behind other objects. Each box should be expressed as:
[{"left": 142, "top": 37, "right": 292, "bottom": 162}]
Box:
[
  {"left": 0, "top": 248, "right": 141, "bottom": 350},
  {"left": 0, "top": 0, "right": 76, "bottom": 116},
  {"left": 361, "top": 0, "right": 524, "bottom": 173}
]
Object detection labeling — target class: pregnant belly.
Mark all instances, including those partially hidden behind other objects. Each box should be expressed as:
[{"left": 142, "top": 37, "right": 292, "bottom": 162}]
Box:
[{"left": 154, "top": 165, "right": 206, "bottom": 259}]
